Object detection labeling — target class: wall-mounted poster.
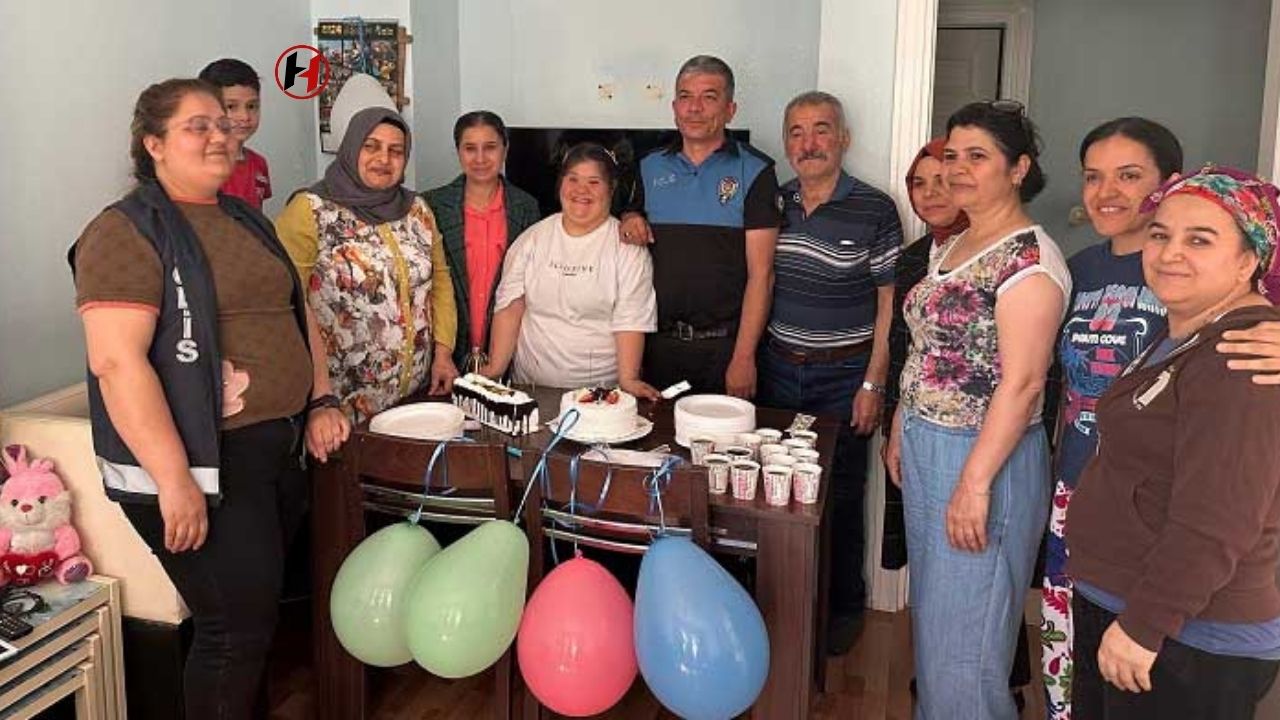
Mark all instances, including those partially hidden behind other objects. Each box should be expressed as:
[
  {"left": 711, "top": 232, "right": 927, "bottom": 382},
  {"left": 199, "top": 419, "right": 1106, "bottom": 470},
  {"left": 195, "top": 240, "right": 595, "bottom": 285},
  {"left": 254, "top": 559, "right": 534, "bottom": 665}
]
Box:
[{"left": 316, "top": 18, "right": 411, "bottom": 153}]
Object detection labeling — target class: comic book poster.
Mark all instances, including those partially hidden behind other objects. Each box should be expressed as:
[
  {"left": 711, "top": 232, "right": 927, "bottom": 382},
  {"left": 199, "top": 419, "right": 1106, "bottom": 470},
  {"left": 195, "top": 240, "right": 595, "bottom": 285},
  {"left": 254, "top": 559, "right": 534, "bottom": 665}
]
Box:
[{"left": 317, "top": 19, "right": 404, "bottom": 153}]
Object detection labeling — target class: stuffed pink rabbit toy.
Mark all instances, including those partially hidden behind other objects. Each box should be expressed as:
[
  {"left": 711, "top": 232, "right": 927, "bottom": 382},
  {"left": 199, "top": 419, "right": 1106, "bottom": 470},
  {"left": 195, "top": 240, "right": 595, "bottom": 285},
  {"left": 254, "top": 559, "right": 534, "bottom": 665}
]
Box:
[{"left": 0, "top": 446, "right": 92, "bottom": 586}]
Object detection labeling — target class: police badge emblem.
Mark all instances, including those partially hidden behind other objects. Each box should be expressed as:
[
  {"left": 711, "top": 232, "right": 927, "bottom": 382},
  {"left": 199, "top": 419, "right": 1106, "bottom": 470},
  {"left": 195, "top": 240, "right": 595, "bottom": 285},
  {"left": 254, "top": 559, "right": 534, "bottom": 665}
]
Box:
[{"left": 717, "top": 176, "right": 740, "bottom": 204}]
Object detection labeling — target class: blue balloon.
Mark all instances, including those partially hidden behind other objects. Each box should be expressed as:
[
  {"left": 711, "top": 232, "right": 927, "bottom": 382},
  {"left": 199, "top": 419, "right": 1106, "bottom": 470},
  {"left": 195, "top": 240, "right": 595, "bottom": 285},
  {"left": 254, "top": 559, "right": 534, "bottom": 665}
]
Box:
[{"left": 634, "top": 536, "right": 770, "bottom": 720}]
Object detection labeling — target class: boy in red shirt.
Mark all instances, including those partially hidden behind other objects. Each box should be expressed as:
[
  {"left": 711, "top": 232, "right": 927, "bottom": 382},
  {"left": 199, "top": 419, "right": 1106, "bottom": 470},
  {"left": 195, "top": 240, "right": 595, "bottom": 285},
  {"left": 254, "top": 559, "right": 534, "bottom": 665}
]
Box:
[{"left": 199, "top": 58, "right": 272, "bottom": 210}]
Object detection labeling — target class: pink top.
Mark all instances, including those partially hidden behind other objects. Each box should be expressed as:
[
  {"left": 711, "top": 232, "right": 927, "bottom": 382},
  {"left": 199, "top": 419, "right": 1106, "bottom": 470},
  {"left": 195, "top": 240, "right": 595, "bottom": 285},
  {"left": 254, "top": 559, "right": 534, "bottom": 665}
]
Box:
[
  {"left": 220, "top": 147, "right": 272, "bottom": 210},
  {"left": 463, "top": 183, "right": 508, "bottom": 348}
]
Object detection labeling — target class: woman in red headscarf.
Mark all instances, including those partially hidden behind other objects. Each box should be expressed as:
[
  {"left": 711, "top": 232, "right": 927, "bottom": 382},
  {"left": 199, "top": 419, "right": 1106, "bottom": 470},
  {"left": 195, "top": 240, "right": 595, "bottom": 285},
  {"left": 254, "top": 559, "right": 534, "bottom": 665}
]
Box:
[{"left": 881, "top": 138, "right": 968, "bottom": 568}]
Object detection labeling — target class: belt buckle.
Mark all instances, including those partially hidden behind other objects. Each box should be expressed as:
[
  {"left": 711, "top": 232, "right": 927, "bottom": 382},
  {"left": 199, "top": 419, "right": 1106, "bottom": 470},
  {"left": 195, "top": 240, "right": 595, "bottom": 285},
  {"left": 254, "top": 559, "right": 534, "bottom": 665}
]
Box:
[{"left": 676, "top": 321, "right": 695, "bottom": 342}]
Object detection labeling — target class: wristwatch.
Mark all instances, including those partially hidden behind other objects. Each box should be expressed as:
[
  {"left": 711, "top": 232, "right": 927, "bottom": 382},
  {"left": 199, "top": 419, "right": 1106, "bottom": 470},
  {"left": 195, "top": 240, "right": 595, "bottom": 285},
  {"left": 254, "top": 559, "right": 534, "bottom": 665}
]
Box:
[
  {"left": 861, "top": 381, "right": 886, "bottom": 395},
  {"left": 306, "top": 394, "right": 341, "bottom": 413}
]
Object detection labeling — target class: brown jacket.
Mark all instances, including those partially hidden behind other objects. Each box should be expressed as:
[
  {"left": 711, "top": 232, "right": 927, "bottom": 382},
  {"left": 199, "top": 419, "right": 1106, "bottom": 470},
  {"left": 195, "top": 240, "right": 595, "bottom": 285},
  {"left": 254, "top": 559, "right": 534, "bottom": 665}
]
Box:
[{"left": 1067, "top": 304, "right": 1280, "bottom": 651}]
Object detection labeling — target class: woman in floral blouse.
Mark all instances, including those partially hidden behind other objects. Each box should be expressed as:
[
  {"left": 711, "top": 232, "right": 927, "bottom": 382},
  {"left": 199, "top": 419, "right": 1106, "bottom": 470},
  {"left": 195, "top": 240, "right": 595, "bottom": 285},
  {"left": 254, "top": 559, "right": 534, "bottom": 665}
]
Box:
[
  {"left": 278, "top": 107, "right": 458, "bottom": 461},
  {"left": 884, "top": 101, "right": 1070, "bottom": 720}
]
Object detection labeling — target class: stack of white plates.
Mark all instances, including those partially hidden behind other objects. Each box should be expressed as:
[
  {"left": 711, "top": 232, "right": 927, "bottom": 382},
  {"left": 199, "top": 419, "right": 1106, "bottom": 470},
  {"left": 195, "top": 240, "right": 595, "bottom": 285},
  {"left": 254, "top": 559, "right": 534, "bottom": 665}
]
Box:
[
  {"left": 673, "top": 395, "right": 756, "bottom": 448},
  {"left": 369, "top": 403, "right": 466, "bottom": 441}
]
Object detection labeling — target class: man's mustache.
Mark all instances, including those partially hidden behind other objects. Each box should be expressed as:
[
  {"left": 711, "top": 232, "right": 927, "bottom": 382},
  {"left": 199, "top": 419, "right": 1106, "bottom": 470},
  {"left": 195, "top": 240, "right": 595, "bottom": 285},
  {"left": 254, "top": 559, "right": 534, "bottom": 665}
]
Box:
[{"left": 798, "top": 151, "right": 828, "bottom": 162}]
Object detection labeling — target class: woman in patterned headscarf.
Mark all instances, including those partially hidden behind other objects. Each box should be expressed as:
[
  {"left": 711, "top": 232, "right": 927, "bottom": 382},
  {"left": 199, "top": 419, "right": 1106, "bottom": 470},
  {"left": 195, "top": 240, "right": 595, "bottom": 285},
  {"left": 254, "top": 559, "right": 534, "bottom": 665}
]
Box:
[{"left": 1066, "top": 166, "right": 1280, "bottom": 720}]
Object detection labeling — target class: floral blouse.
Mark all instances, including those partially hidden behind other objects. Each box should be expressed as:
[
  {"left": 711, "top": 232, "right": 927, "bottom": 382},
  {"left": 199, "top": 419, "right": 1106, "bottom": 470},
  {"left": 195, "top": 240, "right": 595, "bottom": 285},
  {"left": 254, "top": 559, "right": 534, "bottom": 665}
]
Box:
[
  {"left": 899, "top": 225, "right": 1070, "bottom": 429},
  {"left": 278, "top": 193, "right": 456, "bottom": 422}
]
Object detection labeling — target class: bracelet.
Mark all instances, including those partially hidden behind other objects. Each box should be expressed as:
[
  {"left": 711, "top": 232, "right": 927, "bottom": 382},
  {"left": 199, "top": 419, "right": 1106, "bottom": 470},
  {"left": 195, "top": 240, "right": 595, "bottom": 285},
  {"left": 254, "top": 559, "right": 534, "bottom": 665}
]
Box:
[
  {"left": 306, "top": 394, "right": 341, "bottom": 413},
  {"left": 861, "top": 381, "right": 886, "bottom": 395}
]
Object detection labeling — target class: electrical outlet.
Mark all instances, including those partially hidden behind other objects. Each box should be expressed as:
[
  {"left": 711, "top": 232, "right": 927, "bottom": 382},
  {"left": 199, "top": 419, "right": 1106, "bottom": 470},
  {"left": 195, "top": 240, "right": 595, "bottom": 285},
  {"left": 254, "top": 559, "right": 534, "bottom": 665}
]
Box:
[{"left": 597, "top": 83, "right": 615, "bottom": 100}]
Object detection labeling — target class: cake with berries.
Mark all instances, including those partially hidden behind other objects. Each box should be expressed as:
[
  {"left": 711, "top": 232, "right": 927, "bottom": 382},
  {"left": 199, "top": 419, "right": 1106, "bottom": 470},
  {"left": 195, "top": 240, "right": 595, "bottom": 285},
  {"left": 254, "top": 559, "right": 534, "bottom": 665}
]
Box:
[
  {"left": 451, "top": 373, "right": 540, "bottom": 435},
  {"left": 558, "top": 386, "right": 639, "bottom": 439}
]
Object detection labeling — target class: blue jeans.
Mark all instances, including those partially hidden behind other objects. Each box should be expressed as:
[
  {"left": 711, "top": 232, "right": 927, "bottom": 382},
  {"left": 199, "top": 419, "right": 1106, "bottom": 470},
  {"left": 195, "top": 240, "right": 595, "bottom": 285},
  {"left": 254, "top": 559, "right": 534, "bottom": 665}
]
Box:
[
  {"left": 757, "top": 343, "right": 868, "bottom": 617},
  {"left": 901, "top": 412, "right": 1050, "bottom": 720}
]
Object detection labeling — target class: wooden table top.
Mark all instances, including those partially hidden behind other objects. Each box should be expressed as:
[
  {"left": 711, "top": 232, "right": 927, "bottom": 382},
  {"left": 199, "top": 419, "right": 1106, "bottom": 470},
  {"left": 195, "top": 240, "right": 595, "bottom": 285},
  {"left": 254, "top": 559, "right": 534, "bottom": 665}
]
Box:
[{"left": 356, "top": 386, "right": 837, "bottom": 527}]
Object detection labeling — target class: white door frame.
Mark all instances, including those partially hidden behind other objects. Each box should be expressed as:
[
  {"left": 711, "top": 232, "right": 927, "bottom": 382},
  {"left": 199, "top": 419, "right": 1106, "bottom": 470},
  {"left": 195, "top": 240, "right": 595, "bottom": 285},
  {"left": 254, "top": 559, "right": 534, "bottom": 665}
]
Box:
[{"left": 1258, "top": 0, "right": 1280, "bottom": 179}]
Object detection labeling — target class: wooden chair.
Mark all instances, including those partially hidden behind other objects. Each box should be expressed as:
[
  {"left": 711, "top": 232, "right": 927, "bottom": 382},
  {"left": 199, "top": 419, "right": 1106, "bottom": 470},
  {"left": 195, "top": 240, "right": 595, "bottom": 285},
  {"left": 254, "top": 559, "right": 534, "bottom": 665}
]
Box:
[
  {"left": 352, "top": 433, "right": 523, "bottom": 720},
  {"left": 517, "top": 450, "right": 711, "bottom": 718}
]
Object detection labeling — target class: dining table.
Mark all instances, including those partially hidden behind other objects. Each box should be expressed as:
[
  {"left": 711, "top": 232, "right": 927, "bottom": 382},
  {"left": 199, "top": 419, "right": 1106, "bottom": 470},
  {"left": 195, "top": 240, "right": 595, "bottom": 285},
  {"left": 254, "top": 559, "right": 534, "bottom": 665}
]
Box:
[{"left": 309, "top": 386, "right": 838, "bottom": 719}]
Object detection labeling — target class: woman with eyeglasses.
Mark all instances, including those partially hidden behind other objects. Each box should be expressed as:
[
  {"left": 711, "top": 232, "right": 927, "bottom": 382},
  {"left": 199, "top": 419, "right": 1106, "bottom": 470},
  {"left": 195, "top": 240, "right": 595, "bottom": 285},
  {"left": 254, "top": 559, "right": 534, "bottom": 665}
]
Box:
[
  {"left": 884, "top": 100, "right": 1070, "bottom": 719},
  {"left": 70, "top": 78, "right": 317, "bottom": 719},
  {"left": 479, "top": 142, "right": 660, "bottom": 397},
  {"left": 276, "top": 107, "right": 459, "bottom": 462},
  {"left": 1066, "top": 167, "right": 1280, "bottom": 719}
]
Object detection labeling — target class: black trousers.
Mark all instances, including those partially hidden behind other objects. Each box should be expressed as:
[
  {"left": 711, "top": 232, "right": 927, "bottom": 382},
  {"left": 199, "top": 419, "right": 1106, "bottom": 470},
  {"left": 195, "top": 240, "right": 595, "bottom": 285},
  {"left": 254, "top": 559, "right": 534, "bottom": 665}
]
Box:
[
  {"left": 1073, "top": 592, "right": 1280, "bottom": 720},
  {"left": 644, "top": 333, "right": 736, "bottom": 394},
  {"left": 122, "top": 419, "right": 308, "bottom": 720}
]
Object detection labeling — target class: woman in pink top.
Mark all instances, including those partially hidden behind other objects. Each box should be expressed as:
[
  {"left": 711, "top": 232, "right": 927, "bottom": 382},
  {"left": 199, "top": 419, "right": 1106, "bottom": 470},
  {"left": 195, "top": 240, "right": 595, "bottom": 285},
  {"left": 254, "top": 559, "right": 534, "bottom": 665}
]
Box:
[{"left": 423, "top": 111, "right": 542, "bottom": 370}]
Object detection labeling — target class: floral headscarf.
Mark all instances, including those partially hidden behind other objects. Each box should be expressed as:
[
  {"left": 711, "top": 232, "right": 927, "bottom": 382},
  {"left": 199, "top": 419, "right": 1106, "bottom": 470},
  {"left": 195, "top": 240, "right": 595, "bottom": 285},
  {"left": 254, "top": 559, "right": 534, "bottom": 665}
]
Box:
[{"left": 1142, "top": 165, "right": 1280, "bottom": 300}]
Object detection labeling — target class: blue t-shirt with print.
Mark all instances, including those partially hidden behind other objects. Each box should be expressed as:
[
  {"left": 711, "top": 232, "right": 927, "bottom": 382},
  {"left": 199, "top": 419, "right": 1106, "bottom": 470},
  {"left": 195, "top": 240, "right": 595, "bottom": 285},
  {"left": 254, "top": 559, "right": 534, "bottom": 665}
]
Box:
[{"left": 1056, "top": 242, "right": 1167, "bottom": 487}]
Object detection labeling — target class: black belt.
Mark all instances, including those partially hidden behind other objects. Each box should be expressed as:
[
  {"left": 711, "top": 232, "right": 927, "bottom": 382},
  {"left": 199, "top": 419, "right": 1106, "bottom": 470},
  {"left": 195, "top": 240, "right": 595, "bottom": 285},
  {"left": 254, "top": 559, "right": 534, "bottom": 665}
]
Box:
[
  {"left": 767, "top": 336, "right": 871, "bottom": 365},
  {"left": 661, "top": 321, "right": 734, "bottom": 342}
]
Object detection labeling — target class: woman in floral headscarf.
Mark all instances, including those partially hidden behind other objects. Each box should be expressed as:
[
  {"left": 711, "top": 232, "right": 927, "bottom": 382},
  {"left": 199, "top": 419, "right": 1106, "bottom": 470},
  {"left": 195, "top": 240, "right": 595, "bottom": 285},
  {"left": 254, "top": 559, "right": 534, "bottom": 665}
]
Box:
[
  {"left": 1066, "top": 166, "right": 1280, "bottom": 719},
  {"left": 277, "top": 107, "right": 458, "bottom": 461}
]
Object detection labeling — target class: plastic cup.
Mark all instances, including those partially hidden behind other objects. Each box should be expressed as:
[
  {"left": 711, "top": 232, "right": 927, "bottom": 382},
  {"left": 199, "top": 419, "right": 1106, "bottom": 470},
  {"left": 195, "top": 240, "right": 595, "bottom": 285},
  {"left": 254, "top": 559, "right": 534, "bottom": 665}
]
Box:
[
  {"left": 723, "top": 445, "right": 753, "bottom": 463},
  {"left": 759, "top": 443, "right": 787, "bottom": 462},
  {"left": 738, "top": 432, "right": 763, "bottom": 460},
  {"left": 790, "top": 448, "right": 821, "bottom": 464},
  {"left": 765, "top": 453, "right": 798, "bottom": 467},
  {"left": 704, "top": 454, "right": 731, "bottom": 495},
  {"left": 755, "top": 428, "right": 783, "bottom": 444},
  {"left": 782, "top": 438, "right": 810, "bottom": 454},
  {"left": 793, "top": 463, "right": 823, "bottom": 504},
  {"left": 690, "top": 436, "right": 716, "bottom": 465},
  {"left": 730, "top": 460, "right": 761, "bottom": 501},
  {"left": 762, "top": 464, "right": 794, "bottom": 506},
  {"left": 789, "top": 429, "right": 818, "bottom": 448}
]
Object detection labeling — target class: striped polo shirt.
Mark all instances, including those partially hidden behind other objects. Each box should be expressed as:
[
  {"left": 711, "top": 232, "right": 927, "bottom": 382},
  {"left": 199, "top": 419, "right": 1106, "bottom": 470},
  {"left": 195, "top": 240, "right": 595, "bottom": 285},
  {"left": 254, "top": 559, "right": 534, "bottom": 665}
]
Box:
[{"left": 768, "top": 172, "right": 901, "bottom": 349}]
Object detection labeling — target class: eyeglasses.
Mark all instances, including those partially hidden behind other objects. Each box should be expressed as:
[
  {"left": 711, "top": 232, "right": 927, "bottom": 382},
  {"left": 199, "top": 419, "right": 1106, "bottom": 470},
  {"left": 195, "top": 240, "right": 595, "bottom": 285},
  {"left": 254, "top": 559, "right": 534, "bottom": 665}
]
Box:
[
  {"left": 986, "top": 99, "right": 1026, "bottom": 116},
  {"left": 175, "top": 115, "right": 234, "bottom": 137}
]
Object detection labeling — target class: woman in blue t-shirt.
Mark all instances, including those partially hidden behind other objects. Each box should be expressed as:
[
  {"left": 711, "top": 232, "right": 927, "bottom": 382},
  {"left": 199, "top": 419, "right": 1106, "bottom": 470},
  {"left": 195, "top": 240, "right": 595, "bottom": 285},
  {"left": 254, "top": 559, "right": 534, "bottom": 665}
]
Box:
[{"left": 1042, "top": 117, "right": 1182, "bottom": 720}]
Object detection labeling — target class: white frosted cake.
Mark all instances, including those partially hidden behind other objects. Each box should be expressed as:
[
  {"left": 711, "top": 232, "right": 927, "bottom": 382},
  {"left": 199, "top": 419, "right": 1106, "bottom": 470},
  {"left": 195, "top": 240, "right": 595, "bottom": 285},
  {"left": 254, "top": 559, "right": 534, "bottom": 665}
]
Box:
[
  {"left": 451, "top": 373, "right": 540, "bottom": 435},
  {"left": 559, "top": 387, "right": 639, "bottom": 439}
]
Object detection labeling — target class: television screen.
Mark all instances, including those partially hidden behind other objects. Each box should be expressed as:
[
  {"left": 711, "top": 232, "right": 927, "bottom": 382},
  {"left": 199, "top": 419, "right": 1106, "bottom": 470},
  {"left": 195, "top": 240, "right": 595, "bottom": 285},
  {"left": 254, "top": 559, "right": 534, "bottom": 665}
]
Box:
[{"left": 503, "top": 127, "right": 751, "bottom": 218}]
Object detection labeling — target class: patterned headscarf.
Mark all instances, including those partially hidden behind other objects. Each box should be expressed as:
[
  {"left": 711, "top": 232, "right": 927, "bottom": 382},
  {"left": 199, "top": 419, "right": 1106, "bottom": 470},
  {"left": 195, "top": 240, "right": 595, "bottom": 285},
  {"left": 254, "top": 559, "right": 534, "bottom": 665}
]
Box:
[{"left": 1142, "top": 165, "right": 1280, "bottom": 300}]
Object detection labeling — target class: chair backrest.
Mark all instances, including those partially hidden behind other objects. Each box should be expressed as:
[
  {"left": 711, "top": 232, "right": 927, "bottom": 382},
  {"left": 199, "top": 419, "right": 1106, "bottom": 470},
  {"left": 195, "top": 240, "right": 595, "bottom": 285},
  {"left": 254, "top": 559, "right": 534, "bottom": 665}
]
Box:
[
  {"left": 519, "top": 452, "right": 710, "bottom": 555},
  {"left": 354, "top": 432, "right": 516, "bottom": 524}
]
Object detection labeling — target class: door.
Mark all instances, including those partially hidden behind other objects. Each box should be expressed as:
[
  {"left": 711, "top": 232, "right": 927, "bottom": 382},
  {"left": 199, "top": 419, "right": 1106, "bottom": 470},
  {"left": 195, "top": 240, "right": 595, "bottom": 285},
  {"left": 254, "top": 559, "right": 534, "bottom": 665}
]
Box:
[{"left": 932, "top": 27, "right": 1003, "bottom": 135}]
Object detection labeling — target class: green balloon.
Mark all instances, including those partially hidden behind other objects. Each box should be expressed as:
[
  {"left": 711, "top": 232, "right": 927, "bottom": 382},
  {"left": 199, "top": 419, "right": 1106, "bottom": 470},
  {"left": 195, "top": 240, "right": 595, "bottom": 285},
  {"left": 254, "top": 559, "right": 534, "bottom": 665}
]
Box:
[
  {"left": 330, "top": 522, "right": 441, "bottom": 667},
  {"left": 405, "top": 519, "right": 529, "bottom": 678}
]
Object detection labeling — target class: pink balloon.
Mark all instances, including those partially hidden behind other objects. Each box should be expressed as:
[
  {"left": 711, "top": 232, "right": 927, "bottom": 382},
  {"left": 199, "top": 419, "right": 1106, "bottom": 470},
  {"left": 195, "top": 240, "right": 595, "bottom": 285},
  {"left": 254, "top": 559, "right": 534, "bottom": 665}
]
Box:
[{"left": 517, "top": 555, "right": 637, "bottom": 716}]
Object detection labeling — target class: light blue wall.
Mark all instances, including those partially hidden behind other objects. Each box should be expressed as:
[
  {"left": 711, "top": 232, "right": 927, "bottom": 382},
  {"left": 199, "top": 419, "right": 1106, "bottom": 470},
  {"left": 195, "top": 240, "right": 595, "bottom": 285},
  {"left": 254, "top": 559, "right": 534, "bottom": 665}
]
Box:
[
  {"left": 454, "top": 0, "right": 824, "bottom": 179},
  {"left": 818, "top": 0, "right": 901, "bottom": 192},
  {"left": 1028, "top": 0, "right": 1271, "bottom": 256},
  {"left": 411, "top": 0, "right": 463, "bottom": 190},
  {"left": 0, "top": 0, "right": 315, "bottom": 407}
]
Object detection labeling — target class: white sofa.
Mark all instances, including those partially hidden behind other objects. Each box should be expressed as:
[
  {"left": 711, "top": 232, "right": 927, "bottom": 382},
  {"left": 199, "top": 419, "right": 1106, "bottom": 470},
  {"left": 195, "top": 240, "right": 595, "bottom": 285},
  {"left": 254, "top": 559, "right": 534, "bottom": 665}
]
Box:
[{"left": 0, "top": 383, "right": 187, "bottom": 625}]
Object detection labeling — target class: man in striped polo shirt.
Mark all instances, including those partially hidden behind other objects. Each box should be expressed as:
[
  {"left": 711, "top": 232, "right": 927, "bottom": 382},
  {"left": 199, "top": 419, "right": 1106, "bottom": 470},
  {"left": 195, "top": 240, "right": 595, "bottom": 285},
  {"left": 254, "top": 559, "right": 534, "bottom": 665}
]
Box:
[{"left": 759, "top": 91, "right": 901, "bottom": 655}]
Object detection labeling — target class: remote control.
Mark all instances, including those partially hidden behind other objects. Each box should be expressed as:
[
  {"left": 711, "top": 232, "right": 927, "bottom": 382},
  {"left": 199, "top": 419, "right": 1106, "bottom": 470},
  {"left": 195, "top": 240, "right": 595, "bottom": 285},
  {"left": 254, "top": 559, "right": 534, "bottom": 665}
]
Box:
[{"left": 0, "top": 611, "right": 32, "bottom": 641}]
